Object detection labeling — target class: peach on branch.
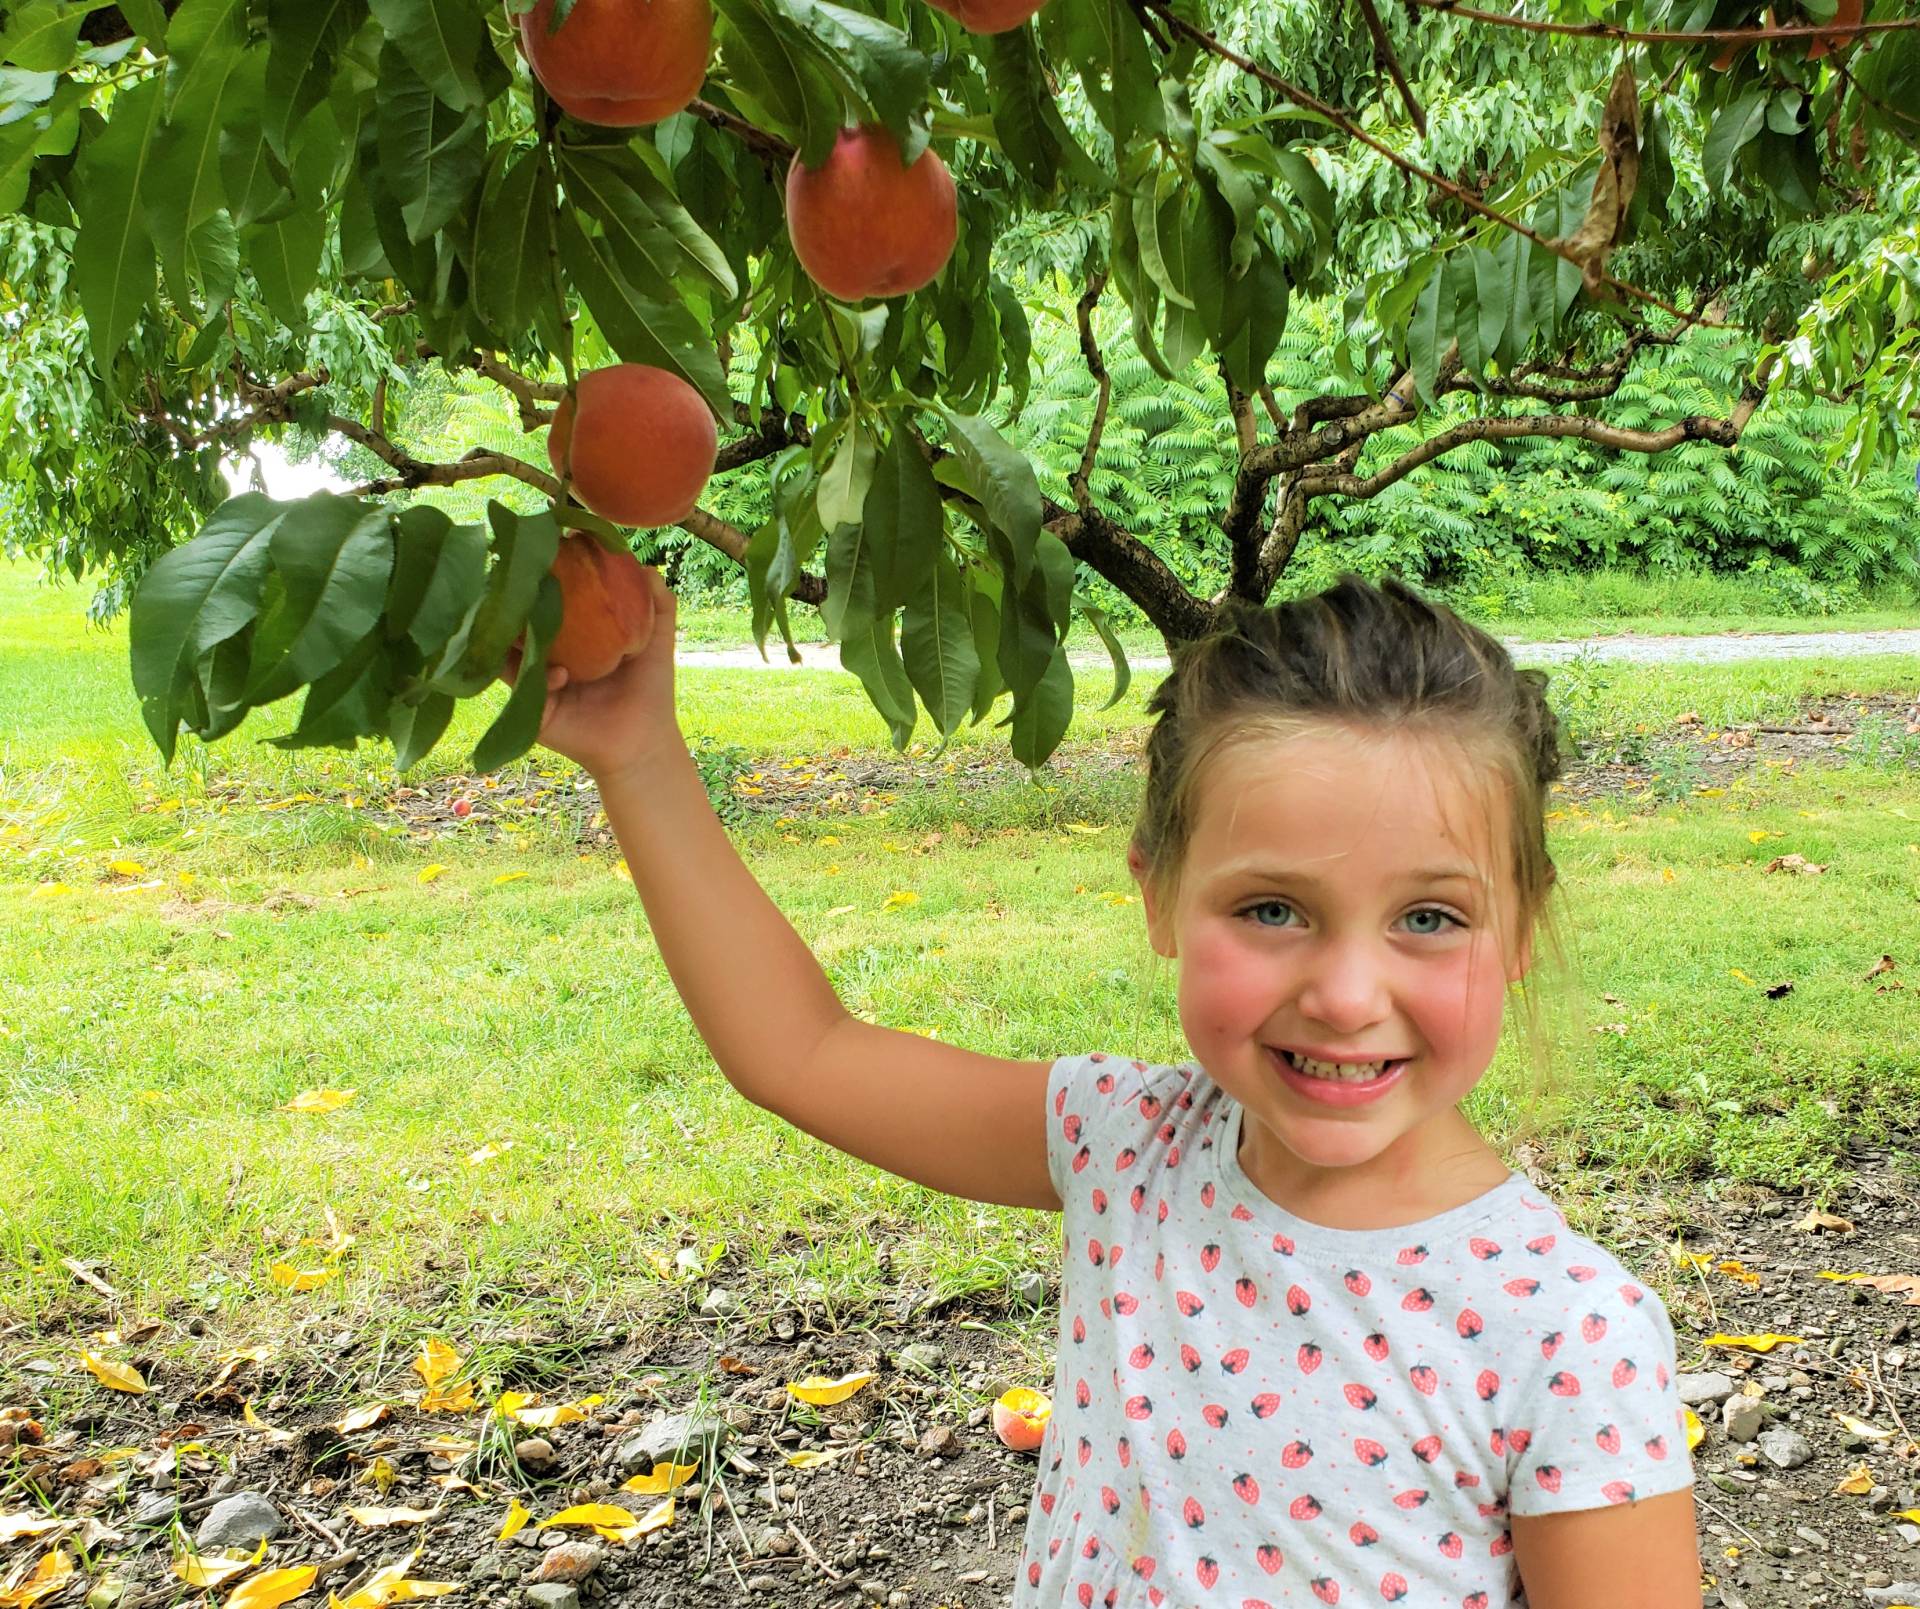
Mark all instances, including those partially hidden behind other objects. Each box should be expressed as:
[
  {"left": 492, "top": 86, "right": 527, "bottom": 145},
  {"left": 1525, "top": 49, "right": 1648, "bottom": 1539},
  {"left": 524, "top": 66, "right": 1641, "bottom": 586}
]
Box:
[
  {"left": 514, "top": 0, "right": 712, "bottom": 126},
  {"left": 547, "top": 365, "right": 718, "bottom": 528},
  {"left": 546, "top": 533, "right": 657, "bottom": 683},
  {"left": 924, "top": 0, "right": 1050, "bottom": 32},
  {"left": 785, "top": 125, "right": 957, "bottom": 302}
]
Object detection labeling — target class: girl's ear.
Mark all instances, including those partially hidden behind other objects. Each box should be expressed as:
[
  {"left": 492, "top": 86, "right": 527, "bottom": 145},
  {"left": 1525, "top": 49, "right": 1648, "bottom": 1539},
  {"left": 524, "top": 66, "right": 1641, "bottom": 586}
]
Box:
[{"left": 1128, "top": 841, "right": 1178, "bottom": 959}]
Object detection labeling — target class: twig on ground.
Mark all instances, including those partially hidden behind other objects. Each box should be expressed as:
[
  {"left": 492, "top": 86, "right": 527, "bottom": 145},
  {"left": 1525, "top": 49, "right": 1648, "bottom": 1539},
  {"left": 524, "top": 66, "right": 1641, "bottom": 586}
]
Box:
[{"left": 785, "top": 1519, "right": 845, "bottom": 1582}]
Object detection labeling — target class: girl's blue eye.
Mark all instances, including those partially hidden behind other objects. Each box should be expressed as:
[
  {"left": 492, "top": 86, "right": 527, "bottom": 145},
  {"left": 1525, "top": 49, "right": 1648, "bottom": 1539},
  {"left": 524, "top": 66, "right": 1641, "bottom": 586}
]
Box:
[
  {"left": 1245, "top": 900, "right": 1297, "bottom": 927},
  {"left": 1402, "top": 908, "right": 1458, "bottom": 936}
]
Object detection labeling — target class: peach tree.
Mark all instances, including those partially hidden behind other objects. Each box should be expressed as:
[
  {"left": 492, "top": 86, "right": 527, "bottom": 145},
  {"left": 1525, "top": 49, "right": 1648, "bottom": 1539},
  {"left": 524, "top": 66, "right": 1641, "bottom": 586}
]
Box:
[{"left": 0, "top": 0, "right": 1915, "bottom": 771}]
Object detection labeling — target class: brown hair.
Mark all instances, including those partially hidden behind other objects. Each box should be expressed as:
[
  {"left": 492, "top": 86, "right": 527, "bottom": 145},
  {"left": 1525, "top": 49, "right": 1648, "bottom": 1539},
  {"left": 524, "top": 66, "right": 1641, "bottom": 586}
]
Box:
[{"left": 1132, "top": 576, "right": 1564, "bottom": 934}]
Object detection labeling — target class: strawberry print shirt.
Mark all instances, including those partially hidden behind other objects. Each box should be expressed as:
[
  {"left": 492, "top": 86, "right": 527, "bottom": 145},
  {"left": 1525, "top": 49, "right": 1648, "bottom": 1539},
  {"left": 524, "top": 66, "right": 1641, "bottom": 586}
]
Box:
[{"left": 1015, "top": 1053, "right": 1693, "bottom": 1609}]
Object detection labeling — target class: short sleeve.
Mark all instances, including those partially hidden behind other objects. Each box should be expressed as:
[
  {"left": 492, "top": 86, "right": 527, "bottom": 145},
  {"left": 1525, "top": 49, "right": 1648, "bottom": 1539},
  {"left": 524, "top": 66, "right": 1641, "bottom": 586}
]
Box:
[
  {"left": 1506, "top": 1278, "right": 1695, "bottom": 1515},
  {"left": 1044, "top": 1052, "right": 1183, "bottom": 1212}
]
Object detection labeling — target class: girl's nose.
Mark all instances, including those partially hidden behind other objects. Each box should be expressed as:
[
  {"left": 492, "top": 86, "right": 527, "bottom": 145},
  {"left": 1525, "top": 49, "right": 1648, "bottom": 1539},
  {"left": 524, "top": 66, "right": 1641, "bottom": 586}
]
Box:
[{"left": 1295, "top": 937, "right": 1392, "bottom": 1033}]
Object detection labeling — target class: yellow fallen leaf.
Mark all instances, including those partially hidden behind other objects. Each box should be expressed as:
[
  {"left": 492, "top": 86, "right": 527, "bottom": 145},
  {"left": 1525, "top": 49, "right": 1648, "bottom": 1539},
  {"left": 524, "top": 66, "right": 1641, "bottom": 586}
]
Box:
[
  {"left": 1671, "top": 1249, "right": 1714, "bottom": 1270},
  {"left": 1897, "top": 1508, "right": 1920, "bottom": 1524},
  {"left": 1729, "top": 968, "right": 1758, "bottom": 986},
  {"left": 786, "top": 1372, "right": 874, "bottom": 1406},
  {"left": 1834, "top": 1462, "right": 1875, "bottom": 1495},
  {"left": 497, "top": 1499, "right": 530, "bottom": 1543},
  {"left": 491, "top": 872, "right": 526, "bottom": 886},
  {"left": 416, "top": 1436, "right": 473, "bottom": 1455},
  {"left": 632, "top": 1496, "right": 675, "bottom": 1537},
  {"left": 29, "top": 882, "right": 70, "bottom": 897},
  {"left": 1747, "top": 830, "right": 1780, "bottom": 844},
  {"left": 329, "top": 1557, "right": 458, "bottom": 1609},
  {"left": 1833, "top": 1412, "right": 1893, "bottom": 1441},
  {"left": 1702, "top": 1333, "right": 1806, "bottom": 1354},
  {"left": 879, "top": 890, "right": 919, "bottom": 911},
  {"left": 612, "top": 858, "right": 631, "bottom": 881},
  {"left": 414, "top": 1339, "right": 461, "bottom": 1390},
  {"left": 425, "top": 1474, "right": 487, "bottom": 1499},
  {"left": 498, "top": 1393, "right": 601, "bottom": 1430},
  {"left": 417, "top": 865, "right": 448, "bottom": 885},
  {"left": 1817, "top": 1271, "right": 1871, "bottom": 1282},
  {"left": 108, "top": 860, "right": 146, "bottom": 877},
  {"left": 359, "top": 1458, "right": 397, "bottom": 1496},
  {"left": 224, "top": 1565, "right": 317, "bottom": 1609},
  {"left": 1064, "top": 823, "right": 1105, "bottom": 835},
  {"left": 1, "top": 1550, "right": 75, "bottom": 1609},
  {"left": 1715, "top": 1260, "right": 1761, "bottom": 1288},
  {"left": 465, "top": 1141, "right": 514, "bottom": 1167},
  {"left": 173, "top": 1551, "right": 254, "bottom": 1589},
  {"left": 1683, "top": 1408, "right": 1704, "bottom": 1451},
  {"left": 281, "top": 1089, "right": 357, "bottom": 1114},
  {"left": 343, "top": 1507, "right": 438, "bottom": 1529},
  {"left": 620, "top": 1464, "right": 696, "bottom": 1496},
  {"left": 270, "top": 1263, "right": 336, "bottom": 1293},
  {"left": 242, "top": 1403, "right": 297, "bottom": 1445},
  {"left": 782, "top": 1449, "right": 847, "bottom": 1469},
  {"left": 335, "top": 1404, "right": 391, "bottom": 1434},
  {"left": 80, "top": 1353, "right": 147, "bottom": 1393},
  {"left": 542, "top": 1504, "right": 637, "bottom": 1535},
  {"left": 0, "top": 1519, "right": 62, "bottom": 1544},
  {"left": 418, "top": 1380, "right": 478, "bottom": 1414}
]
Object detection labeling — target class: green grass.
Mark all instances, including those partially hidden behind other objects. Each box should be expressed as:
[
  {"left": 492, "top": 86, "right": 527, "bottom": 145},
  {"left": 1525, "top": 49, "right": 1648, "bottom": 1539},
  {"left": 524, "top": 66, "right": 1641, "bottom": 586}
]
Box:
[{"left": 2, "top": 559, "right": 1918, "bottom": 1369}]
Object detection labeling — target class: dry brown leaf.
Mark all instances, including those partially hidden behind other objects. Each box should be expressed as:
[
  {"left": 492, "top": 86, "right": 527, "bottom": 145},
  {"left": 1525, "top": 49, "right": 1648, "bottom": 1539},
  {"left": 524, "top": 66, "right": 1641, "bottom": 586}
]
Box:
[
  {"left": 1864, "top": 954, "right": 1897, "bottom": 980},
  {"left": 0, "top": 1518, "right": 63, "bottom": 1544},
  {"left": 1763, "top": 854, "right": 1828, "bottom": 876},
  {"left": 1792, "top": 1209, "right": 1855, "bottom": 1234},
  {"left": 342, "top": 1507, "right": 438, "bottom": 1529},
  {"left": 335, "top": 1405, "right": 391, "bottom": 1434}
]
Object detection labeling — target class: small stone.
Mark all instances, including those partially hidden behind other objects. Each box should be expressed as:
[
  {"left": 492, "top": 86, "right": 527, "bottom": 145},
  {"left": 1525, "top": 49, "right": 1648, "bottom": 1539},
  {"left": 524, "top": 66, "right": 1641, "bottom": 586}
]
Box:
[
  {"left": 614, "top": 1412, "right": 728, "bottom": 1473},
  {"left": 897, "top": 1343, "right": 943, "bottom": 1375},
  {"left": 530, "top": 1543, "right": 603, "bottom": 1585},
  {"left": 515, "top": 1438, "right": 555, "bottom": 1471},
  {"left": 524, "top": 1587, "right": 579, "bottom": 1609},
  {"left": 1894, "top": 1523, "right": 1920, "bottom": 1546},
  {"left": 889, "top": 1594, "right": 910, "bottom": 1607},
  {"left": 1004, "top": 1504, "right": 1027, "bottom": 1523},
  {"left": 194, "top": 1493, "right": 283, "bottom": 1551},
  {"left": 1756, "top": 1426, "right": 1813, "bottom": 1470},
  {"left": 1676, "top": 1372, "right": 1738, "bottom": 1408},
  {"left": 699, "top": 1288, "right": 739, "bottom": 1318},
  {"left": 1792, "top": 1526, "right": 1827, "bottom": 1549},
  {"left": 1010, "top": 1270, "right": 1046, "bottom": 1307},
  {"left": 1866, "top": 1587, "right": 1920, "bottom": 1609},
  {"left": 776, "top": 1483, "right": 798, "bottom": 1503},
  {"left": 744, "top": 1576, "right": 779, "bottom": 1593},
  {"left": 754, "top": 1525, "right": 794, "bottom": 1557},
  {"left": 129, "top": 1492, "right": 177, "bottom": 1528},
  {"left": 1722, "top": 1395, "right": 1767, "bottom": 1443},
  {"left": 1870, "top": 1486, "right": 1897, "bottom": 1512},
  {"left": 918, "top": 1425, "right": 961, "bottom": 1459}
]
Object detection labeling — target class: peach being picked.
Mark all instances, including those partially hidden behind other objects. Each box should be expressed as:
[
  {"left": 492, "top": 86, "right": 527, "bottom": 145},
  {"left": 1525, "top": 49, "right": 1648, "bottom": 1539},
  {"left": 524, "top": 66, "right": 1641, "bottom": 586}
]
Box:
[{"left": 545, "top": 533, "right": 657, "bottom": 684}]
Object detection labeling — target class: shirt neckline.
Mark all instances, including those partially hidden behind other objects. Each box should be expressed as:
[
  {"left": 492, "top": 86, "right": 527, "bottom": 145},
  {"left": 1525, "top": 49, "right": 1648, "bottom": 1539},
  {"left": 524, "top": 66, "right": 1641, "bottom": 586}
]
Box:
[{"left": 1208, "top": 1083, "right": 1531, "bottom": 1254}]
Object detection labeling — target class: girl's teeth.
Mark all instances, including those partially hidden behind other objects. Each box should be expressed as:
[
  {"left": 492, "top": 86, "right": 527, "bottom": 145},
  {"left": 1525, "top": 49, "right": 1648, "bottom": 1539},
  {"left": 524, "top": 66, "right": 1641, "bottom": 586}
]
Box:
[{"left": 1288, "top": 1053, "right": 1389, "bottom": 1083}]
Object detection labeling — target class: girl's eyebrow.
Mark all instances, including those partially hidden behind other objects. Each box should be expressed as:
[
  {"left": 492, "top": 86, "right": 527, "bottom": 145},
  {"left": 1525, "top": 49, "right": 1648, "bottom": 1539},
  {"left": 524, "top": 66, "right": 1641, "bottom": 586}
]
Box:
[{"left": 1211, "top": 860, "right": 1485, "bottom": 887}]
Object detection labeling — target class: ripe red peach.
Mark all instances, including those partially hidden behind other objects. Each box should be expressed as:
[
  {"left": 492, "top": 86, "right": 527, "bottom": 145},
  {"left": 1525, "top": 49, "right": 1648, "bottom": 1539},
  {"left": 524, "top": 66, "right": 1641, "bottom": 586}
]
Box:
[
  {"left": 547, "top": 365, "right": 718, "bottom": 529},
  {"left": 514, "top": 0, "right": 712, "bottom": 126},
  {"left": 785, "top": 125, "right": 957, "bottom": 301},
  {"left": 546, "top": 534, "right": 657, "bottom": 683}
]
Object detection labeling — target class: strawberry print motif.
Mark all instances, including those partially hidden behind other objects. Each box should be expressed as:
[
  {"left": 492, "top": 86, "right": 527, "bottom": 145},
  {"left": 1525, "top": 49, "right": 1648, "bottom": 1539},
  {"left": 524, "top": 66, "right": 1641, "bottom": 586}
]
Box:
[{"left": 1019, "top": 1054, "right": 1693, "bottom": 1609}]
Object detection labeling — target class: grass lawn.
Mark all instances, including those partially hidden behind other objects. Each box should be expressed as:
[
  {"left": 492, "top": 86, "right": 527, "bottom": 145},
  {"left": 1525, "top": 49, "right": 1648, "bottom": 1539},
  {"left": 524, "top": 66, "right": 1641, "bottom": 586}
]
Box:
[{"left": 2, "top": 558, "right": 1918, "bottom": 1373}]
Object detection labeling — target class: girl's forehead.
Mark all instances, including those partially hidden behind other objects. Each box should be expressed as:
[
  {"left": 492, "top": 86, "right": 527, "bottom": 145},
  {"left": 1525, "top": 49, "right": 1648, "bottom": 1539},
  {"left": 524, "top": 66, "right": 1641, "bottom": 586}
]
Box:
[{"left": 1189, "top": 725, "right": 1510, "bottom": 879}]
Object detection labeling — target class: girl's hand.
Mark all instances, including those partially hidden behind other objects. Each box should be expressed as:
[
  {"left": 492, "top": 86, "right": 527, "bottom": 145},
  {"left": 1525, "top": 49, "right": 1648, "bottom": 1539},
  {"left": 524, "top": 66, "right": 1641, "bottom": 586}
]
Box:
[{"left": 507, "top": 565, "right": 683, "bottom": 783}]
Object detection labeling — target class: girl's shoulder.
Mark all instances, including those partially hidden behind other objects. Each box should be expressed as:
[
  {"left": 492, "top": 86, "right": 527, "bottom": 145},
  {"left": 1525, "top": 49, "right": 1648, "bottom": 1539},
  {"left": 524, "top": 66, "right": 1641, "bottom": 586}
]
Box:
[{"left": 1044, "top": 1052, "right": 1221, "bottom": 1193}]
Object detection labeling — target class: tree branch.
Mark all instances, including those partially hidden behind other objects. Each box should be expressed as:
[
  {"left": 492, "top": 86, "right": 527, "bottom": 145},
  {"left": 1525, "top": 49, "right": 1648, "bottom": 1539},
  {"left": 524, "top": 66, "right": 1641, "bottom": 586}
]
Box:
[
  {"left": 1046, "top": 506, "right": 1215, "bottom": 642},
  {"left": 1069, "top": 272, "right": 1112, "bottom": 511},
  {"left": 688, "top": 98, "right": 794, "bottom": 166},
  {"left": 1141, "top": 1, "right": 1701, "bottom": 325},
  {"left": 1350, "top": 0, "right": 1427, "bottom": 137},
  {"left": 1404, "top": 1, "right": 1920, "bottom": 46}
]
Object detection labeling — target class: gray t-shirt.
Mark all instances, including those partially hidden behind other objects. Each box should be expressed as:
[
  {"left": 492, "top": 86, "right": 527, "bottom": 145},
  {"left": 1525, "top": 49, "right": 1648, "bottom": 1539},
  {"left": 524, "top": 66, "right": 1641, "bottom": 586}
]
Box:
[{"left": 1012, "top": 1053, "right": 1693, "bottom": 1608}]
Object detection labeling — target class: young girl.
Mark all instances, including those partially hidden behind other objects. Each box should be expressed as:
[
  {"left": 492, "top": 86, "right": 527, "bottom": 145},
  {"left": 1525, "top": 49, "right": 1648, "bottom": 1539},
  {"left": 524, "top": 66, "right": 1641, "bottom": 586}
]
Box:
[{"left": 525, "top": 573, "right": 1701, "bottom": 1608}]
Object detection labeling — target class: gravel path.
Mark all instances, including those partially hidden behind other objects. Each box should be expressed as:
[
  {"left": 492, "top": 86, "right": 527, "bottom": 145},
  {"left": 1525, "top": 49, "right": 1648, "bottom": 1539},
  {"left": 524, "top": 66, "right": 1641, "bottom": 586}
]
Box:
[{"left": 679, "top": 627, "right": 1920, "bottom": 674}]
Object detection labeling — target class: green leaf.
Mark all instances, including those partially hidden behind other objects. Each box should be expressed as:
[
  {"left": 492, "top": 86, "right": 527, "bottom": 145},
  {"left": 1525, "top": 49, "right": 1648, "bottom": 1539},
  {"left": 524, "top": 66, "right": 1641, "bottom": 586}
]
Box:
[
  {"left": 368, "top": 0, "right": 487, "bottom": 110},
  {"left": 473, "top": 143, "right": 554, "bottom": 336},
  {"left": 129, "top": 492, "right": 284, "bottom": 762},
  {"left": 264, "top": 0, "right": 367, "bottom": 160},
  {"left": 0, "top": 1, "right": 85, "bottom": 73},
  {"left": 838, "top": 609, "right": 916, "bottom": 750},
  {"left": 935, "top": 409, "right": 1042, "bottom": 574},
  {"left": 598, "top": 139, "right": 736, "bottom": 298},
  {"left": 902, "top": 548, "right": 978, "bottom": 741},
  {"left": 1217, "top": 242, "right": 1288, "bottom": 394},
  {"left": 966, "top": 572, "right": 1005, "bottom": 725},
  {"left": 245, "top": 496, "right": 397, "bottom": 704},
  {"left": 1194, "top": 139, "right": 1259, "bottom": 277},
  {"left": 147, "top": 0, "right": 255, "bottom": 287},
  {"left": 557, "top": 207, "right": 730, "bottom": 414},
  {"left": 1076, "top": 598, "right": 1131, "bottom": 713},
  {"left": 433, "top": 502, "right": 561, "bottom": 695},
  {"left": 249, "top": 205, "right": 326, "bottom": 325},
  {"left": 387, "top": 505, "right": 488, "bottom": 657},
  {"left": 1132, "top": 180, "right": 1194, "bottom": 310},
  {"left": 1704, "top": 88, "right": 1765, "bottom": 197},
  {"left": 811, "top": 418, "right": 871, "bottom": 531},
  {"left": 1493, "top": 232, "right": 1536, "bottom": 369},
  {"left": 270, "top": 632, "right": 393, "bottom": 750},
  {"left": 560, "top": 146, "right": 696, "bottom": 302},
  {"left": 72, "top": 73, "right": 162, "bottom": 367},
  {"left": 710, "top": 0, "right": 839, "bottom": 167},
  {"left": 761, "top": 0, "right": 928, "bottom": 148},
  {"left": 391, "top": 688, "right": 456, "bottom": 771},
  {"left": 115, "top": 0, "right": 170, "bottom": 43},
  {"left": 1008, "top": 643, "right": 1072, "bottom": 769},
  {"left": 472, "top": 573, "right": 561, "bottom": 771},
  {"left": 1407, "top": 256, "right": 1451, "bottom": 403},
  {"left": 375, "top": 40, "right": 487, "bottom": 243}
]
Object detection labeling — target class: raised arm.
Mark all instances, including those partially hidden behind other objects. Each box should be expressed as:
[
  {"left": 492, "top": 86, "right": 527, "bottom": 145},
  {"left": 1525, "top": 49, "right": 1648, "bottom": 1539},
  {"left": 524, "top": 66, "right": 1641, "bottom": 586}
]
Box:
[{"left": 525, "top": 569, "right": 1058, "bottom": 1210}]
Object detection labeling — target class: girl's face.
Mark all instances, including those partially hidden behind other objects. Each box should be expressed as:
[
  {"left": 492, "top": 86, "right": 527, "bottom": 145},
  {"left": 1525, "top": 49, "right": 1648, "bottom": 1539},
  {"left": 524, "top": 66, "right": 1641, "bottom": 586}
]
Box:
[{"left": 1133, "top": 723, "right": 1532, "bottom": 1213}]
